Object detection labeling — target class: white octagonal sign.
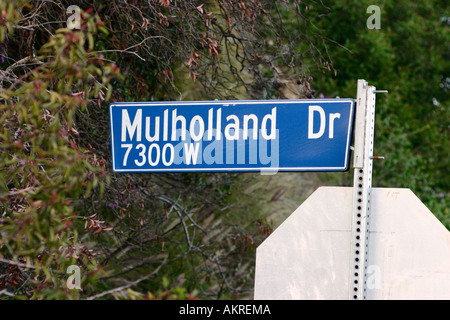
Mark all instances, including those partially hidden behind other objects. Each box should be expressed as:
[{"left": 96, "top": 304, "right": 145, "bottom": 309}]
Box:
[{"left": 254, "top": 187, "right": 450, "bottom": 300}]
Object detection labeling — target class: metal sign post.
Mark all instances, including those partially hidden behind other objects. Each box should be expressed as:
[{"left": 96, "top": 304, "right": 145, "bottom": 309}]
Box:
[{"left": 349, "top": 80, "right": 386, "bottom": 300}]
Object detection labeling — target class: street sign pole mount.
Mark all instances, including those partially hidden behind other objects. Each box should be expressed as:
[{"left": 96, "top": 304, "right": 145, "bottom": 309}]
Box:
[{"left": 349, "top": 79, "right": 387, "bottom": 300}]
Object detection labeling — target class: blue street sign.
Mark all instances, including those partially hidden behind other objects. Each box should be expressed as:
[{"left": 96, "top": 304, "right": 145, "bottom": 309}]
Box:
[{"left": 109, "top": 99, "right": 355, "bottom": 173}]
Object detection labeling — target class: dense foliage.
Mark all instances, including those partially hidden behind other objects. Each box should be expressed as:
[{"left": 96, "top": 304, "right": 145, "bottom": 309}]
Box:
[
  {"left": 0, "top": 0, "right": 447, "bottom": 300},
  {"left": 0, "top": 0, "right": 332, "bottom": 299}
]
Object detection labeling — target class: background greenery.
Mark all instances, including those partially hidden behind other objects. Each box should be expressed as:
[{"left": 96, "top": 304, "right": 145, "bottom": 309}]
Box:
[
  {"left": 311, "top": 0, "right": 449, "bottom": 228},
  {"left": 0, "top": 0, "right": 448, "bottom": 300}
]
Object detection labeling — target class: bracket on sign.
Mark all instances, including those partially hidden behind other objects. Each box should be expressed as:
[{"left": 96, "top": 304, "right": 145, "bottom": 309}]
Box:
[{"left": 349, "top": 80, "right": 387, "bottom": 300}]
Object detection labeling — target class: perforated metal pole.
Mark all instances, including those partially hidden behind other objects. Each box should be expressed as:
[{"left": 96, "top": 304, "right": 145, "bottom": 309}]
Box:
[{"left": 349, "top": 80, "right": 377, "bottom": 300}]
